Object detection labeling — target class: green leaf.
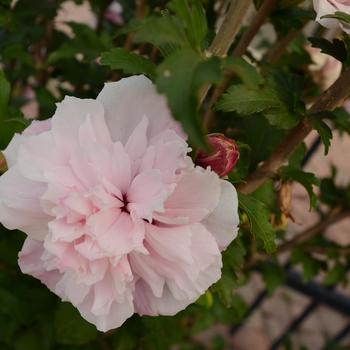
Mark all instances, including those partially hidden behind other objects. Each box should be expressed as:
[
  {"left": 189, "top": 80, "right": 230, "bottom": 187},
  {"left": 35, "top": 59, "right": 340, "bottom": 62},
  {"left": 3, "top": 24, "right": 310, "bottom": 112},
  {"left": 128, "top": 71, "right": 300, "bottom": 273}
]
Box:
[
  {"left": 0, "top": 71, "right": 27, "bottom": 148},
  {"left": 281, "top": 167, "right": 320, "bottom": 209},
  {"left": 156, "top": 48, "right": 222, "bottom": 149},
  {"left": 311, "top": 117, "right": 333, "bottom": 155},
  {"left": 217, "top": 77, "right": 299, "bottom": 129},
  {"left": 239, "top": 193, "right": 276, "bottom": 253},
  {"left": 323, "top": 263, "right": 347, "bottom": 286},
  {"left": 291, "top": 249, "right": 326, "bottom": 282},
  {"left": 48, "top": 23, "right": 112, "bottom": 64},
  {"left": 320, "top": 178, "right": 340, "bottom": 207},
  {"left": 309, "top": 37, "right": 347, "bottom": 64},
  {"left": 271, "top": 6, "right": 314, "bottom": 34},
  {"left": 100, "top": 48, "right": 156, "bottom": 78},
  {"left": 328, "top": 107, "right": 350, "bottom": 135},
  {"left": 123, "top": 0, "right": 208, "bottom": 54},
  {"left": 168, "top": 0, "right": 207, "bottom": 49},
  {"left": 212, "top": 274, "right": 237, "bottom": 308},
  {"left": 235, "top": 115, "right": 285, "bottom": 168},
  {"left": 261, "top": 262, "right": 285, "bottom": 295},
  {"left": 124, "top": 16, "right": 187, "bottom": 49},
  {"left": 54, "top": 303, "right": 98, "bottom": 345},
  {"left": 0, "top": 70, "right": 10, "bottom": 121},
  {"left": 225, "top": 57, "right": 263, "bottom": 89},
  {"left": 289, "top": 143, "right": 307, "bottom": 168},
  {"left": 217, "top": 85, "right": 277, "bottom": 115},
  {"left": 252, "top": 180, "right": 276, "bottom": 210},
  {"left": 222, "top": 238, "right": 247, "bottom": 270},
  {"left": 322, "top": 11, "right": 350, "bottom": 25}
]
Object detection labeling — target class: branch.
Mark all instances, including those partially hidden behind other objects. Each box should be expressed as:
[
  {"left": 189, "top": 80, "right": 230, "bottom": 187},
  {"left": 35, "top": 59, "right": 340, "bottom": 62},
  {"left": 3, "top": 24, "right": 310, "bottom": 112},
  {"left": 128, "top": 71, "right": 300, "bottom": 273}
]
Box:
[
  {"left": 199, "top": 0, "right": 251, "bottom": 103},
  {"left": 238, "top": 67, "right": 350, "bottom": 194},
  {"left": 123, "top": 0, "right": 147, "bottom": 51},
  {"left": 265, "top": 28, "right": 301, "bottom": 64},
  {"left": 208, "top": 0, "right": 252, "bottom": 58},
  {"left": 233, "top": 0, "right": 278, "bottom": 56},
  {"left": 203, "top": 0, "right": 278, "bottom": 128},
  {"left": 278, "top": 208, "right": 350, "bottom": 253},
  {"left": 244, "top": 208, "right": 350, "bottom": 269}
]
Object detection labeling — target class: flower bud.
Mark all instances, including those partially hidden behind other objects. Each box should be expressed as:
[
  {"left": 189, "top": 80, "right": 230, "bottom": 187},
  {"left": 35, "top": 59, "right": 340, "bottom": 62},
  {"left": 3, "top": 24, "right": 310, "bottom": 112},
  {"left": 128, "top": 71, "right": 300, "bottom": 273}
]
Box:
[
  {"left": 196, "top": 134, "right": 239, "bottom": 177},
  {"left": 0, "top": 151, "right": 7, "bottom": 174}
]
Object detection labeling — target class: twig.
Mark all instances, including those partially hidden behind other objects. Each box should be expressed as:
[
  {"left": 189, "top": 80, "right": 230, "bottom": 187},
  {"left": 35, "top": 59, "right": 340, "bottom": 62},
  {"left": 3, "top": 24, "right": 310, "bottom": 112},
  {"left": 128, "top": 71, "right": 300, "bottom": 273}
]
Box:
[
  {"left": 34, "top": 20, "right": 53, "bottom": 86},
  {"left": 123, "top": 0, "right": 147, "bottom": 51},
  {"left": 278, "top": 208, "right": 350, "bottom": 253},
  {"left": 265, "top": 28, "right": 301, "bottom": 64},
  {"left": 237, "top": 67, "right": 350, "bottom": 194},
  {"left": 208, "top": 0, "right": 252, "bottom": 58},
  {"left": 96, "top": 0, "right": 113, "bottom": 33},
  {"left": 199, "top": 0, "right": 252, "bottom": 103},
  {"left": 203, "top": 0, "right": 278, "bottom": 129},
  {"left": 244, "top": 208, "right": 350, "bottom": 269},
  {"left": 233, "top": 0, "right": 278, "bottom": 57}
]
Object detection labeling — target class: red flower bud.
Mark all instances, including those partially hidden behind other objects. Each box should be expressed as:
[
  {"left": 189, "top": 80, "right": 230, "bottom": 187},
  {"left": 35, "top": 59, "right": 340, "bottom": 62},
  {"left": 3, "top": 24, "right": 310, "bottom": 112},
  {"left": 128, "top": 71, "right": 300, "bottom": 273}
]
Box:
[
  {"left": 196, "top": 134, "right": 239, "bottom": 177},
  {"left": 0, "top": 151, "right": 7, "bottom": 174}
]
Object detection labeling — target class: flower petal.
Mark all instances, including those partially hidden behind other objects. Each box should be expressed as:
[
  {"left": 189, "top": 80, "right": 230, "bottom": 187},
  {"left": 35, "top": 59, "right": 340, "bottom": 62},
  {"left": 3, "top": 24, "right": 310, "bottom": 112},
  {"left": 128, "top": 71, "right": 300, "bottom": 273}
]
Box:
[
  {"left": 0, "top": 167, "right": 50, "bottom": 240},
  {"left": 97, "top": 75, "right": 183, "bottom": 144},
  {"left": 201, "top": 180, "right": 239, "bottom": 250},
  {"left": 158, "top": 167, "right": 221, "bottom": 224},
  {"left": 133, "top": 223, "right": 221, "bottom": 316}
]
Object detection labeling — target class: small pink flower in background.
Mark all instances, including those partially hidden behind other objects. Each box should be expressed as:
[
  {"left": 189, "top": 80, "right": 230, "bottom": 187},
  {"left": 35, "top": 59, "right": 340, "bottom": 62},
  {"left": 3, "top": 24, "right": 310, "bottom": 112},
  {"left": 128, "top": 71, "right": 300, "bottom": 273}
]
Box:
[
  {"left": 105, "top": 1, "right": 123, "bottom": 25},
  {"left": 196, "top": 134, "right": 240, "bottom": 178},
  {"left": 0, "top": 76, "right": 239, "bottom": 332},
  {"left": 55, "top": 1, "right": 97, "bottom": 36},
  {"left": 313, "top": 0, "right": 350, "bottom": 34}
]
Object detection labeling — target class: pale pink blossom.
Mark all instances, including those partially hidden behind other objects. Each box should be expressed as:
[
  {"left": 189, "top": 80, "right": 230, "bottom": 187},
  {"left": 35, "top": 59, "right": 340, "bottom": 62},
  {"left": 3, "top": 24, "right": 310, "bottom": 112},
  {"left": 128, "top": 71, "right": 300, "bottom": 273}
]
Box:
[
  {"left": 55, "top": 1, "right": 97, "bottom": 37},
  {"left": 313, "top": 0, "right": 350, "bottom": 34},
  {"left": 0, "top": 76, "right": 239, "bottom": 332},
  {"left": 105, "top": 1, "right": 123, "bottom": 25}
]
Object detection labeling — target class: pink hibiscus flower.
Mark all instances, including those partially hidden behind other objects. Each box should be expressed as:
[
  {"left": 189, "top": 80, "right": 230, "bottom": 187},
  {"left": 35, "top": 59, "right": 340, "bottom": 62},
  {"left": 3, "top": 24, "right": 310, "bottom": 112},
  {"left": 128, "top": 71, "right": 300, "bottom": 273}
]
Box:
[
  {"left": 0, "top": 76, "right": 239, "bottom": 332},
  {"left": 313, "top": 0, "right": 350, "bottom": 34}
]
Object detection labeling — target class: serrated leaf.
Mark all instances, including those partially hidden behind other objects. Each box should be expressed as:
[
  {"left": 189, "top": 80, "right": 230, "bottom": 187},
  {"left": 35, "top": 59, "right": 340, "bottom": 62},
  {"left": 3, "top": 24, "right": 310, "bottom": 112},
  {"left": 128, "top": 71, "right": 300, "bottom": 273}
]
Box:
[
  {"left": 291, "top": 249, "right": 326, "bottom": 282},
  {"left": 125, "top": 16, "right": 187, "bottom": 49},
  {"left": 225, "top": 57, "right": 263, "bottom": 89},
  {"left": 261, "top": 262, "right": 285, "bottom": 295},
  {"left": 217, "top": 85, "right": 278, "bottom": 115},
  {"left": 309, "top": 37, "right": 347, "bottom": 64},
  {"left": 323, "top": 263, "right": 347, "bottom": 286},
  {"left": 212, "top": 274, "right": 237, "bottom": 308},
  {"left": 328, "top": 107, "right": 350, "bottom": 135},
  {"left": 238, "top": 193, "right": 276, "bottom": 253},
  {"left": 100, "top": 48, "right": 156, "bottom": 77},
  {"left": 54, "top": 303, "right": 98, "bottom": 345},
  {"left": 222, "top": 237, "right": 247, "bottom": 270},
  {"left": 289, "top": 143, "right": 307, "bottom": 168},
  {"left": 322, "top": 11, "right": 350, "bottom": 25},
  {"left": 264, "top": 106, "right": 298, "bottom": 129},
  {"left": 281, "top": 167, "right": 320, "bottom": 209},
  {"left": 320, "top": 177, "right": 343, "bottom": 207},
  {"left": 168, "top": 0, "right": 207, "bottom": 49},
  {"left": 311, "top": 117, "right": 333, "bottom": 155},
  {"left": 217, "top": 82, "right": 298, "bottom": 129}
]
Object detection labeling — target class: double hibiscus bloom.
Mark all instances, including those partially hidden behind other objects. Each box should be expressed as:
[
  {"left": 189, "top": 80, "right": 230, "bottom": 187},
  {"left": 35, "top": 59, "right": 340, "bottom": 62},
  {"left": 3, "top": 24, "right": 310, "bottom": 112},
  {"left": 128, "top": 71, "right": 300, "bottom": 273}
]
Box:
[{"left": 0, "top": 76, "right": 239, "bottom": 332}]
